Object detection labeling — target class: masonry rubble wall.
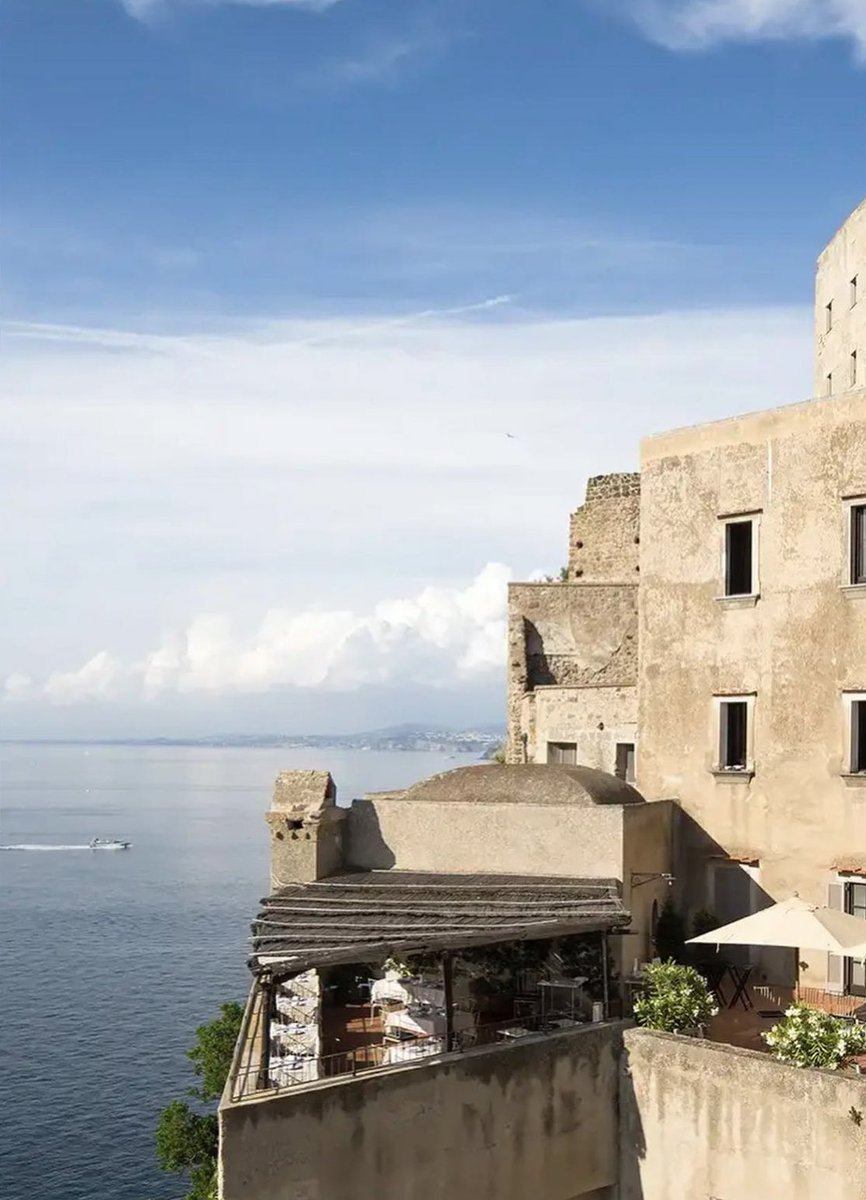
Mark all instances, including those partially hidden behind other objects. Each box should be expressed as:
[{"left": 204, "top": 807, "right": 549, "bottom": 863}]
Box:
[{"left": 220, "top": 1023, "right": 622, "bottom": 1200}]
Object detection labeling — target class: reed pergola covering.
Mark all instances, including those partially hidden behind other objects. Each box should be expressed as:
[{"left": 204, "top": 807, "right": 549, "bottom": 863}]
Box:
[{"left": 249, "top": 870, "right": 630, "bottom": 978}]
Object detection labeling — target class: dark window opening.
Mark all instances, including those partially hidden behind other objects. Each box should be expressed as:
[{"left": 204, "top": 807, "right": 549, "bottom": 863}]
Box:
[
  {"left": 846, "top": 882, "right": 866, "bottom": 995},
  {"left": 720, "top": 701, "right": 748, "bottom": 771},
  {"left": 852, "top": 700, "right": 866, "bottom": 773},
  {"left": 851, "top": 505, "right": 866, "bottom": 585},
  {"left": 725, "top": 521, "right": 753, "bottom": 596},
  {"left": 548, "top": 741, "right": 577, "bottom": 766},
  {"left": 851, "top": 350, "right": 858, "bottom": 389},
  {"left": 615, "top": 742, "right": 636, "bottom": 783},
  {"left": 826, "top": 301, "right": 834, "bottom": 331}
]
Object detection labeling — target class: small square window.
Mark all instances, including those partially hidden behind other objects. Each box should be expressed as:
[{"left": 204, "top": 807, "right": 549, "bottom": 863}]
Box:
[
  {"left": 615, "top": 742, "right": 635, "bottom": 783},
  {"left": 852, "top": 276, "right": 859, "bottom": 308},
  {"left": 724, "top": 520, "right": 754, "bottom": 596},
  {"left": 826, "top": 301, "right": 834, "bottom": 332},
  {"left": 851, "top": 503, "right": 866, "bottom": 585},
  {"left": 719, "top": 701, "right": 749, "bottom": 771},
  {"left": 547, "top": 741, "right": 577, "bottom": 765},
  {"left": 850, "top": 700, "right": 866, "bottom": 773}
]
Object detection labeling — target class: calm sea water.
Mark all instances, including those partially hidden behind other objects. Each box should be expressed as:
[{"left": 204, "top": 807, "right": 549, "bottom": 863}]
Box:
[{"left": 0, "top": 743, "right": 460, "bottom": 1200}]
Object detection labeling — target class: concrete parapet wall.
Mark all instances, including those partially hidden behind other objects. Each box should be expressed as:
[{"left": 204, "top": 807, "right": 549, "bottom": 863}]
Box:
[
  {"left": 620, "top": 1028, "right": 866, "bottom": 1200},
  {"left": 346, "top": 796, "right": 625, "bottom": 878},
  {"left": 220, "top": 1023, "right": 623, "bottom": 1200}
]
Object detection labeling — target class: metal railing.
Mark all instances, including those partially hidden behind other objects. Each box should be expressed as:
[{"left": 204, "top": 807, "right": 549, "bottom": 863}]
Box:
[{"left": 228, "top": 1010, "right": 604, "bottom": 1102}]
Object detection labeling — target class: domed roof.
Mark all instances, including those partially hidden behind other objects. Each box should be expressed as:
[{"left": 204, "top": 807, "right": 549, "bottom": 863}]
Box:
[{"left": 380, "top": 763, "right": 645, "bottom": 807}]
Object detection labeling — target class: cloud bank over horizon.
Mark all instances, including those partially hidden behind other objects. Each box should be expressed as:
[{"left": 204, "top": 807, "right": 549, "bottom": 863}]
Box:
[
  {"left": 0, "top": 302, "right": 812, "bottom": 735},
  {"left": 7, "top": 562, "right": 511, "bottom": 706}
]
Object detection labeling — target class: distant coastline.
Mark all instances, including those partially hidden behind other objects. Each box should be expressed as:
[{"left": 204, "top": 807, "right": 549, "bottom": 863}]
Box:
[{"left": 0, "top": 722, "right": 505, "bottom": 756}]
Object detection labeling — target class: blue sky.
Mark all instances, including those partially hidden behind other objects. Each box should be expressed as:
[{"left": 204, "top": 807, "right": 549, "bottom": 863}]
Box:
[{"left": 1, "top": 0, "right": 865, "bottom": 736}]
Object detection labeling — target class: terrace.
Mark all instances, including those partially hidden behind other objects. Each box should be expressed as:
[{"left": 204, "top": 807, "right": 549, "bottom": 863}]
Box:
[{"left": 226, "top": 869, "right": 630, "bottom": 1101}]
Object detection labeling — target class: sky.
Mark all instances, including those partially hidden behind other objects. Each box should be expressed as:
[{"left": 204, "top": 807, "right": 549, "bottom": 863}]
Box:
[{"left": 1, "top": 0, "right": 865, "bottom": 738}]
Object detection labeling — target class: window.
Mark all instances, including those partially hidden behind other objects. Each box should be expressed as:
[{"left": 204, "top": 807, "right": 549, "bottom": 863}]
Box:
[
  {"left": 846, "top": 883, "right": 866, "bottom": 995},
  {"left": 851, "top": 503, "right": 866, "bottom": 585},
  {"left": 852, "top": 276, "right": 859, "bottom": 308},
  {"left": 826, "top": 301, "right": 834, "bottom": 332},
  {"left": 852, "top": 350, "right": 859, "bottom": 390},
  {"left": 547, "top": 741, "right": 577, "bottom": 765},
  {"left": 615, "top": 742, "right": 635, "bottom": 783},
  {"left": 724, "top": 519, "right": 754, "bottom": 596},
  {"left": 719, "top": 700, "right": 748, "bottom": 771},
  {"left": 851, "top": 699, "right": 866, "bottom": 774},
  {"left": 827, "top": 372, "right": 834, "bottom": 396}
]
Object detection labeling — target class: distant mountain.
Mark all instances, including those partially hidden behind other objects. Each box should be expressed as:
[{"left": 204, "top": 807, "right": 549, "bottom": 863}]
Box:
[{"left": 2, "top": 723, "right": 505, "bottom": 754}]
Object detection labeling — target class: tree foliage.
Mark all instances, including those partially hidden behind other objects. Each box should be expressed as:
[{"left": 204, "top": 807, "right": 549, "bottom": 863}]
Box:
[{"left": 156, "top": 1001, "right": 243, "bottom": 1200}]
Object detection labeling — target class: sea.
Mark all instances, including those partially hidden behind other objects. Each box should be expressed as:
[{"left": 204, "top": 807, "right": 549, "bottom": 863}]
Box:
[{"left": 0, "top": 742, "right": 461, "bottom": 1200}]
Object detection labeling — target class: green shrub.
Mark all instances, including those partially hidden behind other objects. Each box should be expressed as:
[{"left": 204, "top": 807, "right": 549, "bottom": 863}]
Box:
[
  {"left": 633, "top": 960, "right": 718, "bottom": 1034},
  {"left": 763, "top": 1003, "right": 866, "bottom": 1070},
  {"left": 691, "top": 909, "right": 720, "bottom": 938},
  {"left": 653, "top": 900, "right": 686, "bottom": 963}
]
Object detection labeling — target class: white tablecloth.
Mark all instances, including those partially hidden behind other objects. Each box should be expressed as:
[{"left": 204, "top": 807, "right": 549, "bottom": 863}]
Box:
[
  {"left": 371, "top": 974, "right": 412, "bottom": 1005},
  {"left": 385, "top": 1007, "right": 475, "bottom": 1038},
  {"left": 383, "top": 1038, "right": 444, "bottom": 1065}
]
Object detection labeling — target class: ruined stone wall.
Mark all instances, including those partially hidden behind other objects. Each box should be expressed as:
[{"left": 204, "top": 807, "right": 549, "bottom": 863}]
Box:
[
  {"left": 569, "top": 474, "right": 641, "bottom": 583},
  {"left": 507, "top": 473, "right": 641, "bottom": 765},
  {"left": 815, "top": 195, "right": 866, "bottom": 397},
  {"left": 506, "top": 582, "right": 637, "bottom": 765}
]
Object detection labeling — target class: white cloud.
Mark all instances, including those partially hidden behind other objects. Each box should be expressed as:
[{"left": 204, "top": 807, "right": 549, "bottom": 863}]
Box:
[
  {"left": 0, "top": 302, "right": 812, "bottom": 726},
  {"left": 614, "top": 0, "right": 866, "bottom": 53},
  {"left": 19, "top": 564, "right": 512, "bottom": 705},
  {"left": 43, "top": 652, "right": 124, "bottom": 704}
]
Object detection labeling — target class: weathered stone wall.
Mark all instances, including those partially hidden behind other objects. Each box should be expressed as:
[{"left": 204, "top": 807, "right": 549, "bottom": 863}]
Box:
[
  {"left": 638, "top": 390, "right": 866, "bottom": 988},
  {"left": 569, "top": 475, "right": 641, "bottom": 583},
  {"left": 220, "top": 1022, "right": 622, "bottom": 1200},
  {"left": 815, "top": 195, "right": 866, "bottom": 397},
  {"left": 620, "top": 1028, "right": 866, "bottom": 1200},
  {"left": 507, "top": 583, "right": 637, "bottom": 764},
  {"left": 346, "top": 794, "right": 626, "bottom": 879},
  {"left": 526, "top": 686, "right": 636, "bottom": 776}
]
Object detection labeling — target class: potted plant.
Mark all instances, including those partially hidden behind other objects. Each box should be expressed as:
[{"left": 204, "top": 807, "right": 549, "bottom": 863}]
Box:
[
  {"left": 763, "top": 1003, "right": 866, "bottom": 1070},
  {"left": 633, "top": 960, "right": 718, "bottom": 1035}
]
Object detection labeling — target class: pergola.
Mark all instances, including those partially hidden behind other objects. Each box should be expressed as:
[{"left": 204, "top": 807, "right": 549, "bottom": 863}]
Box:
[{"left": 248, "top": 869, "right": 631, "bottom": 1068}]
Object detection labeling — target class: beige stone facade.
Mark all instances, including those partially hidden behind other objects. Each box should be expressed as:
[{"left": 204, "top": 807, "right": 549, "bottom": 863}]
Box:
[
  {"left": 506, "top": 194, "right": 866, "bottom": 993},
  {"left": 815, "top": 196, "right": 866, "bottom": 397},
  {"left": 639, "top": 388, "right": 866, "bottom": 988}
]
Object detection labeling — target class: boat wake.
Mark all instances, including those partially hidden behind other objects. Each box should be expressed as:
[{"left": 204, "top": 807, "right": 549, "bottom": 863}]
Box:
[{"left": 1, "top": 843, "right": 102, "bottom": 851}]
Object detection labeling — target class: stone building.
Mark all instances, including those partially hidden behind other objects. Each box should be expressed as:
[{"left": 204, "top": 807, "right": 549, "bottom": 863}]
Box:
[
  {"left": 507, "top": 194, "right": 866, "bottom": 993},
  {"left": 506, "top": 473, "right": 640, "bottom": 778},
  {"left": 816, "top": 196, "right": 865, "bottom": 397}
]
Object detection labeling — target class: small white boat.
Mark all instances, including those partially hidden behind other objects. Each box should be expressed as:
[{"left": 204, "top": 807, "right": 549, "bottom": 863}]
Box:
[{"left": 88, "top": 837, "right": 131, "bottom": 851}]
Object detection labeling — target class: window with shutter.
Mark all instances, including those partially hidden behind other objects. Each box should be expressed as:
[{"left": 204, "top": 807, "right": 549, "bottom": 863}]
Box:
[{"left": 827, "top": 881, "right": 844, "bottom": 994}]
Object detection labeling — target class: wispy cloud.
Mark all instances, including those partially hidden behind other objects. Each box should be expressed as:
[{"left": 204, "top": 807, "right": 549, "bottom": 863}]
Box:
[
  {"left": 121, "top": 0, "right": 342, "bottom": 21},
  {"left": 607, "top": 0, "right": 866, "bottom": 55}
]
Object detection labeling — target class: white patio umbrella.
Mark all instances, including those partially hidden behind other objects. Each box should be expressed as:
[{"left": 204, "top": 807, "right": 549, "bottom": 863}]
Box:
[{"left": 687, "top": 895, "right": 866, "bottom": 997}]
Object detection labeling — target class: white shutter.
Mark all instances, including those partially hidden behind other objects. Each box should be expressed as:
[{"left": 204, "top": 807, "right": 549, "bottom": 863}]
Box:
[{"left": 827, "top": 881, "right": 845, "bottom": 995}]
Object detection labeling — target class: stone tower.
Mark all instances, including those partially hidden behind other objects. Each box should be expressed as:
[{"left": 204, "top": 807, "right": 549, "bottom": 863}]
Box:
[{"left": 265, "top": 770, "right": 346, "bottom": 890}]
